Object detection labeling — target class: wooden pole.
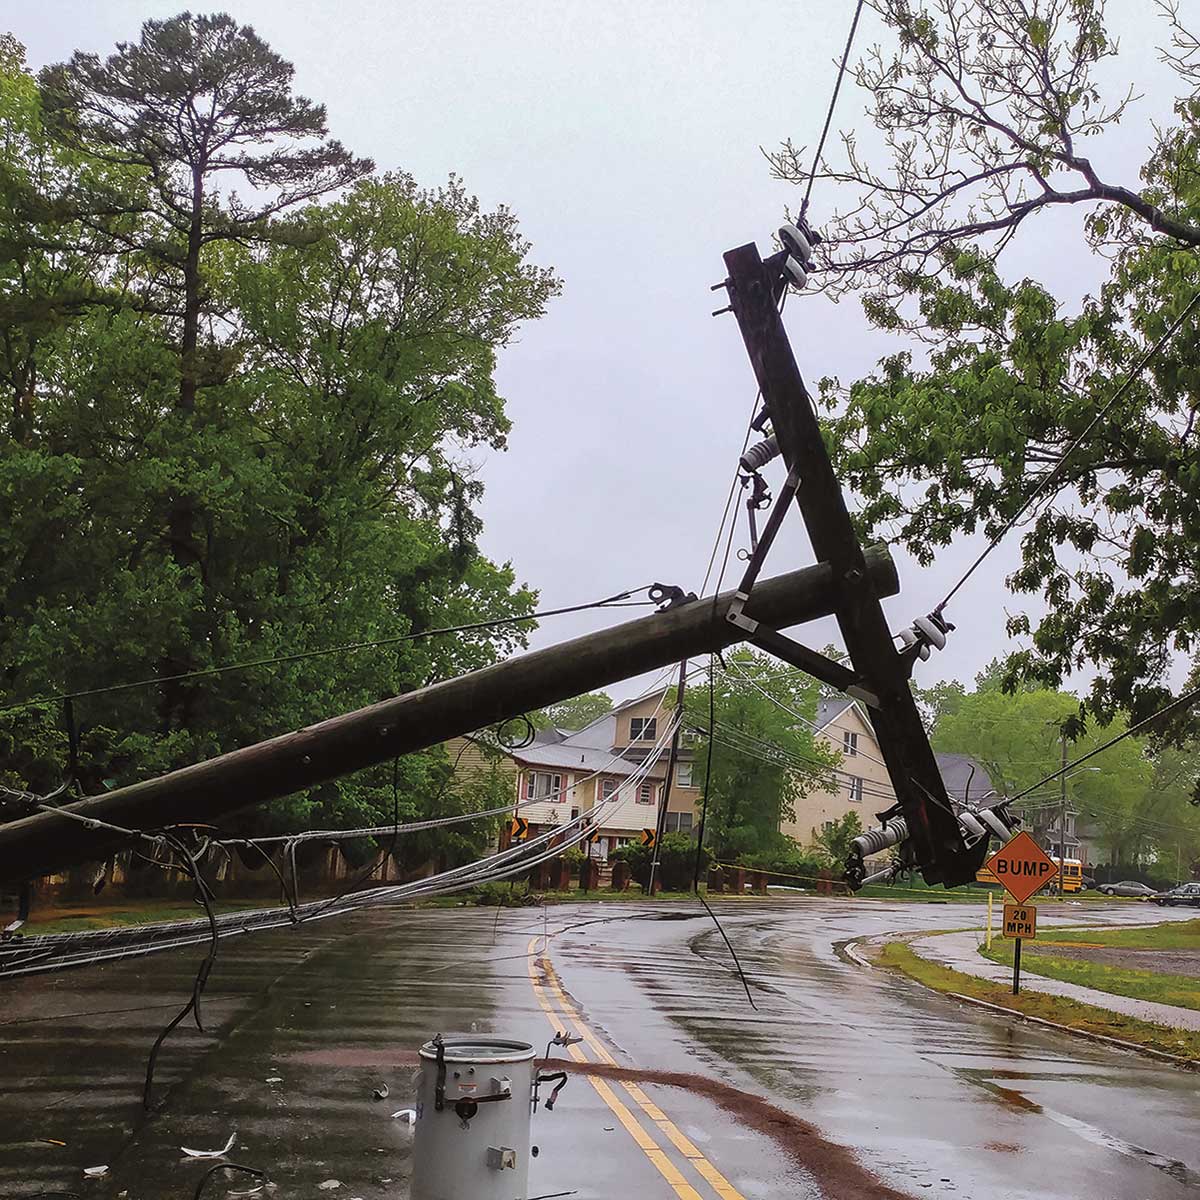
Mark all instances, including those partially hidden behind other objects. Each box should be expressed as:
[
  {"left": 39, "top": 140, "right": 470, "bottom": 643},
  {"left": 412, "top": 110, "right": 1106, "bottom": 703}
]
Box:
[
  {"left": 0, "top": 551, "right": 898, "bottom": 884},
  {"left": 647, "top": 659, "right": 687, "bottom": 896},
  {"left": 722, "top": 243, "right": 972, "bottom": 885}
]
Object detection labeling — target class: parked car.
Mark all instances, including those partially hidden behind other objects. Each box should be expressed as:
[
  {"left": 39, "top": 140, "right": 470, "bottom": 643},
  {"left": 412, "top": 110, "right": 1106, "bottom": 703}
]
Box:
[
  {"left": 1152, "top": 883, "right": 1200, "bottom": 907},
  {"left": 1096, "top": 880, "right": 1157, "bottom": 898}
]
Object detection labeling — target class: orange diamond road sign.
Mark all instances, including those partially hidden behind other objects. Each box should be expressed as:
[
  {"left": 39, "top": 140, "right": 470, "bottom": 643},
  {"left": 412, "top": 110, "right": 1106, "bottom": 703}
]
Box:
[{"left": 985, "top": 831, "right": 1058, "bottom": 904}]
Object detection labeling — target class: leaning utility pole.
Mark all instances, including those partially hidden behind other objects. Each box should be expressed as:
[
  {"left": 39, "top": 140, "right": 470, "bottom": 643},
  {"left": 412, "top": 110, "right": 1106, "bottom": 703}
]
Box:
[
  {"left": 717, "top": 239, "right": 988, "bottom": 887},
  {"left": 0, "top": 554, "right": 898, "bottom": 884}
]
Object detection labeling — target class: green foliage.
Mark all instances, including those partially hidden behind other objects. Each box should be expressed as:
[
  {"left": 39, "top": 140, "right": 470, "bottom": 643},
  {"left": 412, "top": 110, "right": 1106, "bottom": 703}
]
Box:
[
  {"left": 818, "top": 146, "right": 1200, "bottom": 739},
  {"left": 472, "top": 880, "right": 534, "bottom": 907},
  {"left": 815, "top": 812, "right": 863, "bottom": 868},
  {"left": 610, "top": 831, "right": 707, "bottom": 891},
  {"left": 926, "top": 684, "right": 1200, "bottom": 869},
  {"left": 534, "top": 692, "right": 614, "bottom": 731},
  {"left": 734, "top": 838, "right": 825, "bottom": 881},
  {"left": 685, "top": 649, "right": 837, "bottom": 860},
  {"left": 0, "top": 28, "right": 559, "bottom": 848}
]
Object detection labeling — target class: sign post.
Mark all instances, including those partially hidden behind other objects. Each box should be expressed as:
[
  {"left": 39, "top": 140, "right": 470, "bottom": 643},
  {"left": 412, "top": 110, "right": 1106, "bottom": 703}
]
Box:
[
  {"left": 984, "top": 832, "right": 1057, "bottom": 996},
  {"left": 1001, "top": 902, "right": 1038, "bottom": 993}
]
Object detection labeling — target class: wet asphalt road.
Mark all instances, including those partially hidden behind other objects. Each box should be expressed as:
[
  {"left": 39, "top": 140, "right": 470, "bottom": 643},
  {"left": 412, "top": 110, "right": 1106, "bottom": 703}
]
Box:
[{"left": 1, "top": 898, "right": 1198, "bottom": 1199}]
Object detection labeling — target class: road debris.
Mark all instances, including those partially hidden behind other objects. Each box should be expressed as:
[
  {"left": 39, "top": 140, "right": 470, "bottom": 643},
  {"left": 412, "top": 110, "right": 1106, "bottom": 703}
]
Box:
[
  {"left": 371, "top": 1083, "right": 389, "bottom": 1101},
  {"left": 391, "top": 1109, "right": 416, "bottom": 1123},
  {"left": 180, "top": 1131, "right": 237, "bottom": 1158},
  {"left": 83, "top": 1164, "right": 108, "bottom": 1177}
]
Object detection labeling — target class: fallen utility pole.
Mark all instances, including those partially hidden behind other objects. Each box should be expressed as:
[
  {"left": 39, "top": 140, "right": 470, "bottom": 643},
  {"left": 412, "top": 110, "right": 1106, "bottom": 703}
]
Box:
[
  {"left": 719, "top": 240, "right": 982, "bottom": 886},
  {"left": 0, "top": 551, "right": 898, "bottom": 884}
]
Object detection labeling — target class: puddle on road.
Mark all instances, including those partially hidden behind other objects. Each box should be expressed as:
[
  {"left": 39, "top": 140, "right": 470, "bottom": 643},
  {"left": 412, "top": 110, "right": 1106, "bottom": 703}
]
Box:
[{"left": 948, "top": 1064, "right": 1200, "bottom": 1189}]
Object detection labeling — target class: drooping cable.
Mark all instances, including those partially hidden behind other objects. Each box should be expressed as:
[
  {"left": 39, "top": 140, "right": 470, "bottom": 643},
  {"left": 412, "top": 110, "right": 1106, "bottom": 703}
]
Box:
[
  {"left": 1009, "top": 684, "right": 1200, "bottom": 803},
  {"left": 1, "top": 712, "right": 683, "bottom": 978},
  {"left": 142, "top": 833, "right": 219, "bottom": 1110},
  {"left": 0, "top": 586, "right": 657, "bottom": 715},
  {"left": 800, "top": 0, "right": 867, "bottom": 220},
  {"left": 936, "top": 290, "right": 1200, "bottom": 613}
]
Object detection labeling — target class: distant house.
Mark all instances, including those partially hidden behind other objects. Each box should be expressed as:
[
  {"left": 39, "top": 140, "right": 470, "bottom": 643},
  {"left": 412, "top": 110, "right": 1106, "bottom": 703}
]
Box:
[
  {"left": 447, "top": 689, "right": 701, "bottom": 860},
  {"left": 451, "top": 688, "right": 1003, "bottom": 861},
  {"left": 935, "top": 751, "right": 1000, "bottom": 808},
  {"left": 780, "top": 698, "right": 894, "bottom": 847},
  {"left": 779, "top": 699, "right": 999, "bottom": 851}
]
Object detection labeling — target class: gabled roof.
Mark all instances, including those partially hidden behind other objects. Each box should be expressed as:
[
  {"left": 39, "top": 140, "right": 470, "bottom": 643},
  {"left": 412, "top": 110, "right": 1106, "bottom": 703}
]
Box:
[
  {"left": 935, "top": 752, "right": 998, "bottom": 807},
  {"left": 815, "top": 696, "right": 855, "bottom": 730},
  {"left": 559, "top": 712, "right": 618, "bottom": 750},
  {"left": 512, "top": 741, "right": 646, "bottom": 776}
]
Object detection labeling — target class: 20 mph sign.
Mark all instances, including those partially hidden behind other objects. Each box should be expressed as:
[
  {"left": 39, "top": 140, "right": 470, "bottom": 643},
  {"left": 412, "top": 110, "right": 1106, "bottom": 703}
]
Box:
[{"left": 984, "top": 831, "right": 1058, "bottom": 904}]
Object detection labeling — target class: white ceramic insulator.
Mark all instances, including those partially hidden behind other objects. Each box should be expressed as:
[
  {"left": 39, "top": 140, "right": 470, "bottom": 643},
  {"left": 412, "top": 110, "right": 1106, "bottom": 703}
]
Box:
[
  {"left": 784, "top": 256, "right": 808, "bottom": 288},
  {"left": 913, "top": 615, "right": 947, "bottom": 650},
  {"left": 779, "top": 223, "right": 813, "bottom": 265}
]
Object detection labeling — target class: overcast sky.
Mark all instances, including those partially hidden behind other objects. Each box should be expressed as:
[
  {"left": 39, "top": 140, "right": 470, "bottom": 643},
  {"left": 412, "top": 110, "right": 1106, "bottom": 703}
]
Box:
[{"left": 6, "top": 1, "right": 1185, "bottom": 702}]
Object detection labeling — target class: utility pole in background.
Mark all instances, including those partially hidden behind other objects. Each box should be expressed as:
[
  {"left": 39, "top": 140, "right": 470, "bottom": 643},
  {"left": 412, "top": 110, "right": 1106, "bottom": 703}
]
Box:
[
  {"left": 1059, "top": 731, "right": 1068, "bottom": 900},
  {"left": 647, "top": 659, "right": 687, "bottom": 895}
]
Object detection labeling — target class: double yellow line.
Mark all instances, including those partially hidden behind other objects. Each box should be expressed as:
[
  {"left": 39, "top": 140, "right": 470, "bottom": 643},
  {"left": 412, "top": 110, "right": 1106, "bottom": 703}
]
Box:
[{"left": 526, "top": 935, "right": 745, "bottom": 1200}]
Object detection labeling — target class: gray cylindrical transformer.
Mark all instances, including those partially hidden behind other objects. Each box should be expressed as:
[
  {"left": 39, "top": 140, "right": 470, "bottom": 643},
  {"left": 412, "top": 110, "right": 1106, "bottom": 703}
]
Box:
[{"left": 411, "top": 1035, "right": 537, "bottom": 1200}]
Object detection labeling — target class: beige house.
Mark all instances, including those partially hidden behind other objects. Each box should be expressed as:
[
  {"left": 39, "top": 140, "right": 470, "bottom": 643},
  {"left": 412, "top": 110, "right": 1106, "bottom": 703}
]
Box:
[
  {"left": 450, "top": 690, "right": 987, "bottom": 862},
  {"left": 780, "top": 702, "right": 998, "bottom": 853},
  {"left": 450, "top": 689, "right": 702, "bottom": 859},
  {"left": 780, "top": 698, "right": 897, "bottom": 847}
]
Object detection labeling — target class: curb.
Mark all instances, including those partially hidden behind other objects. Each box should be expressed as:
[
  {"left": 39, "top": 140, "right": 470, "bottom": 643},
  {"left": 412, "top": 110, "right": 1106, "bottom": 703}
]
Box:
[
  {"left": 943, "top": 992, "right": 1200, "bottom": 1071},
  {"left": 842, "top": 936, "right": 1199, "bottom": 1071}
]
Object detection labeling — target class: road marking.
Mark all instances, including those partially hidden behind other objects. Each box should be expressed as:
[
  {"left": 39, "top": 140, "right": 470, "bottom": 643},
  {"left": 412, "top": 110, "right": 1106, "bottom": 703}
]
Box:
[
  {"left": 527, "top": 936, "right": 746, "bottom": 1200},
  {"left": 526, "top": 937, "right": 705, "bottom": 1200}
]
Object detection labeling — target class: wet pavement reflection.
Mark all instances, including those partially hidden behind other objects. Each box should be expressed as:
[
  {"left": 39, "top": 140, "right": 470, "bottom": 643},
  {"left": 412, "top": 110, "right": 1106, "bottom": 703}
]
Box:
[{"left": 1, "top": 898, "right": 1196, "bottom": 1199}]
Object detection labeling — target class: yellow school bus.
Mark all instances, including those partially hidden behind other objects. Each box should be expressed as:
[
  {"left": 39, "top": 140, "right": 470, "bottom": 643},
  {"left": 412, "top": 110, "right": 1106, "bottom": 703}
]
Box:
[
  {"left": 1049, "top": 857, "right": 1084, "bottom": 893},
  {"left": 977, "top": 856, "right": 1082, "bottom": 892}
]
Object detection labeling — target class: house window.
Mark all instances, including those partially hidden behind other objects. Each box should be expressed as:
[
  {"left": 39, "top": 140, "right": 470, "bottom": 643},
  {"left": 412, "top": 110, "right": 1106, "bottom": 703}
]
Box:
[
  {"left": 601, "top": 778, "right": 618, "bottom": 801},
  {"left": 843, "top": 731, "right": 859, "bottom": 756},
  {"left": 665, "top": 811, "right": 694, "bottom": 834},
  {"left": 525, "top": 772, "right": 562, "bottom": 802},
  {"left": 630, "top": 716, "right": 657, "bottom": 742},
  {"left": 847, "top": 776, "right": 863, "bottom": 803},
  {"left": 637, "top": 781, "right": 656, "bottom": 805},
  {"left": 676, "top": 762, "right": 693, "bottom": 788},
  {"left": 570, "top": 806, "right": 579, "bottom": 820}
]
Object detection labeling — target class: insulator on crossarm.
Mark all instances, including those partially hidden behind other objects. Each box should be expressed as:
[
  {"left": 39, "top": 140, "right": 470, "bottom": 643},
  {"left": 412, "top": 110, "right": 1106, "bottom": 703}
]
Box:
[
  {"left": 779, "top": 223, "right": 813, "bottom": 265},
  {"left": 851, "top": 818, "right": 908, "bottom": 859},
  {"left": 739, "top": 434, "right": 781, "bottom": 474},
  {"left": 898, "top": 628, "right": 931, "bottom": 661},
  {"left": 977, "top": 808, "right": 1016, "bottom": 841},
  {"left": 783, "top": 256, "right": 808, "bottom": 289}
]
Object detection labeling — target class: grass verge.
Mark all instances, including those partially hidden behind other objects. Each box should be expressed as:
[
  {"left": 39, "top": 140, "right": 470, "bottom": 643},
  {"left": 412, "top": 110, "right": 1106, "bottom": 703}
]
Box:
[
  {"left": 877, "top": 941, "right": 1200, "bottom": 1061},
  {"left": 23, "top": 900, "right": 263, "bottom": 936},
  {"left": 1034, "top": 917, "right": 1200, "bottom": 950},
  {"left": 980, "top": 941, "right": 1200, "bottom": 1011}
]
